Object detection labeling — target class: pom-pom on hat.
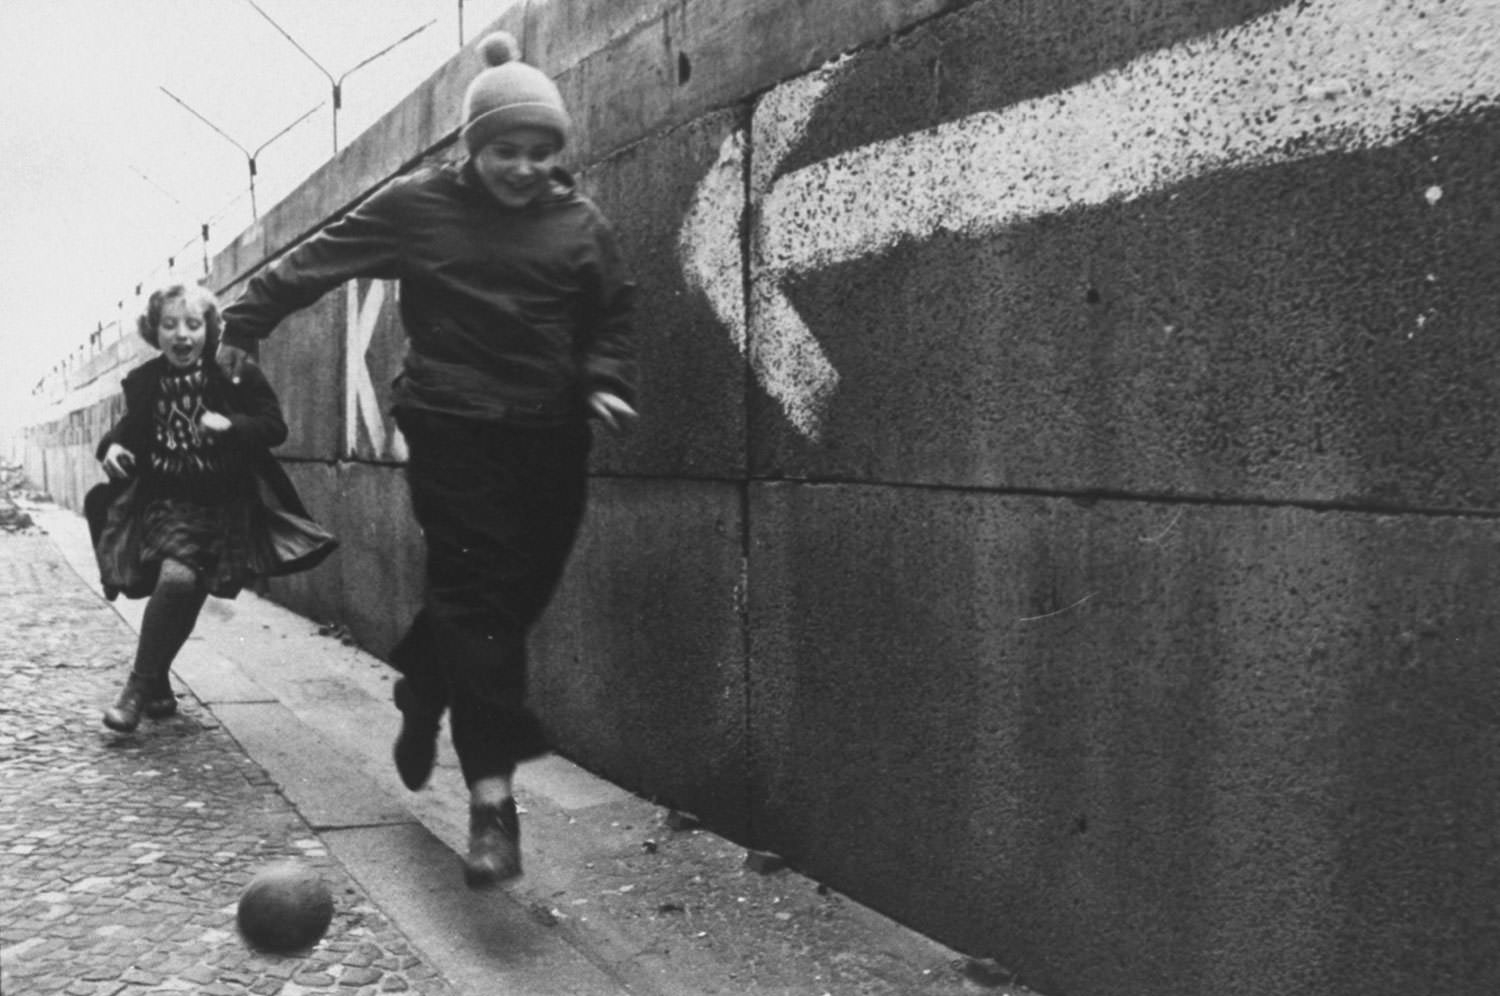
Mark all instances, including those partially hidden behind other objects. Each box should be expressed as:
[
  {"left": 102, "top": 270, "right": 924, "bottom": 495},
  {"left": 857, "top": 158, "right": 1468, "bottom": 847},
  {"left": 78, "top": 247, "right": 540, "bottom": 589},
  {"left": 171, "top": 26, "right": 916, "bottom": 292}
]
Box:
[{"left": 461, "top": 31, "right": 571, "bottom": 152}]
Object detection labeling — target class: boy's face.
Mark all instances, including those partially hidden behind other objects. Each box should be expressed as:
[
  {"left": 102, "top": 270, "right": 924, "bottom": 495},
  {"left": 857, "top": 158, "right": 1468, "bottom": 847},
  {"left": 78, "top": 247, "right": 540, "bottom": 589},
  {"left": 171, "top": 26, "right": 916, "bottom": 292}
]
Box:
[
  {"left": 158, "top": 296, "right": 209, "bottom": 369},
  {"left": 472, "top": 126, "right": 561, "bottom": 209}
]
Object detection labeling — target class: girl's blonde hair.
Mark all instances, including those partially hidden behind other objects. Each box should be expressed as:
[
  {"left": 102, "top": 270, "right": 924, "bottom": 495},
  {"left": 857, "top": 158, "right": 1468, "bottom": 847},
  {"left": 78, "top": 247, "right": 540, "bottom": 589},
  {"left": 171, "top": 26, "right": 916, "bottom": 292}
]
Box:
[{"left": 137, "top": 280, "right": 222, "bottom": 352}]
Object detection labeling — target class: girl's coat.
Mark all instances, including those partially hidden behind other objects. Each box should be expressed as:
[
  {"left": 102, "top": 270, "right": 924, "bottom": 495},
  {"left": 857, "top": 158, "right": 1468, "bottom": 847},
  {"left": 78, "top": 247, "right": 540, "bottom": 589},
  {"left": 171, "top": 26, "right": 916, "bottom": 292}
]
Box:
[{"left": 86, "top": 356, "right": 335, "bottom": 599}]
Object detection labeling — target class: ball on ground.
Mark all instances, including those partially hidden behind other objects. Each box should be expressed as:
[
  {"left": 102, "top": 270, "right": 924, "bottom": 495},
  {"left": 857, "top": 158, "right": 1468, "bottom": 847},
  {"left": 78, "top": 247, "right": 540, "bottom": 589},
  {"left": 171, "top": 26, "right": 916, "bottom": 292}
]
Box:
[{"left": 236, "top": 860, "right": 335, "bottom": 953}]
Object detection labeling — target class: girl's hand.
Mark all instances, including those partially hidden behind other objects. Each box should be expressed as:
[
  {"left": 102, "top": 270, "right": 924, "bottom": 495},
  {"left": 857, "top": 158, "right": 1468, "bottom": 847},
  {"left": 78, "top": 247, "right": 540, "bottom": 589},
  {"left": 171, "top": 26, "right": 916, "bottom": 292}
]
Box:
[
  {"left": 199, "top": 412, "right": 233, "bottom": 435},
  {"left": 588, "top": 391, "right": 638, "bottom": 434},
  {"left": 101, "top": 444, "right": 135, "bottom": 480}
]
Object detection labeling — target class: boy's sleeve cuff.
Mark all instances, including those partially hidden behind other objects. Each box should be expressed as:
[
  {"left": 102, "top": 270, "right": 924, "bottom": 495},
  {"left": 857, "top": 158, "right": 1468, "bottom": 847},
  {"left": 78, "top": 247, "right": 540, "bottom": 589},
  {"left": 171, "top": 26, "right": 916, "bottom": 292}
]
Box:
[
  {"left": 589, "top": 379, "right": 635, "bottom": 407},
  {"left": 226, "top": 414, "right": 257, "bottom": 437},
  {"left": 220, "top": 332, "right": 260, "bottom": 352}
]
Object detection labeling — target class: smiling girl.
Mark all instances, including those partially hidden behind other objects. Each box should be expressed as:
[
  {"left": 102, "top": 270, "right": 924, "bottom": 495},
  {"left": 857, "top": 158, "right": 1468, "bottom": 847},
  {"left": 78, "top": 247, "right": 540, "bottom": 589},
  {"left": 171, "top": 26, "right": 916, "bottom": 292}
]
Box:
[{"left": 89, "top": 278, "right": 334, "bottom": 734}]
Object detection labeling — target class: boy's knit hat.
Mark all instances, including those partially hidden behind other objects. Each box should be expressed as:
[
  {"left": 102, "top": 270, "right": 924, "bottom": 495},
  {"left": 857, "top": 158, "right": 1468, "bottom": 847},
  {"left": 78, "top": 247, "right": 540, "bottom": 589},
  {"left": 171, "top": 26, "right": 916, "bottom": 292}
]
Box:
[{"left": 461, "top": 31, "right": 571, "bottom": 152}]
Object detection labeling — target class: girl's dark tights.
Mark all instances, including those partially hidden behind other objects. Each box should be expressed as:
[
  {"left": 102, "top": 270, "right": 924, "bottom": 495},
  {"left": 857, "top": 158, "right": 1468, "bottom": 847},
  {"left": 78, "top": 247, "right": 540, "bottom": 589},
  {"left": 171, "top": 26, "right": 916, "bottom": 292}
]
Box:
[{"left": 132, "top": 558, "right": 207, "bottom": 679}]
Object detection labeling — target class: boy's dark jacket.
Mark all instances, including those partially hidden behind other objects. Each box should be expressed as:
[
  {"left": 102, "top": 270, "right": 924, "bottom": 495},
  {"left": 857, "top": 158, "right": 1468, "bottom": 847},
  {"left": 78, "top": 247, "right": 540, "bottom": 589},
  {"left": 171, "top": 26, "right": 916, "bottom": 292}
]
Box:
[
  {"left": 220, "top": 160, "right": 636, "bottom": 423},
  {"left": 86, "top": 357, "right": 331, "bottom": 598}
]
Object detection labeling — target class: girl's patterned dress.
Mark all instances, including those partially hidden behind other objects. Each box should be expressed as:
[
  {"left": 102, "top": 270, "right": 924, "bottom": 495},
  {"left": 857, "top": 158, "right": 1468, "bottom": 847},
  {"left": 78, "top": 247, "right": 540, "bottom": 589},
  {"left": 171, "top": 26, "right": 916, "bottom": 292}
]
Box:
[{"left": 136, "top": 364, "right": 257, "bottom": 597}]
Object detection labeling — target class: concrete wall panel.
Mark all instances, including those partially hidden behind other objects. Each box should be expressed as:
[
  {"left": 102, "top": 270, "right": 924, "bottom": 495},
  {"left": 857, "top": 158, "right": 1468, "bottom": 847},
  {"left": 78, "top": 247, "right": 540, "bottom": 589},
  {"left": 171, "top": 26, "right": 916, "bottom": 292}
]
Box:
[
  {"left": 742, "top": 0, "right": 1500, "bottom": 510},
  {"left": 770, "top": 0, "right": 1298, "bottom": 182},
  {"left": 23, "top": 395, "right": 114, "bottom": 514},
  {"left": 257, "top": 294, "right": 344, "bottom": 462},
  {"left": 332, "top": 461, "right": 425, "bottom": 660},
  {"left": 583, "top": 109, "right": 747, "bottom": 479},
  {"left": 748, "top": 481, "right": 1500, "bottom": 994},
  {"left": 531, "top": 477, "right": 749, "bottom": 833},
  {"left": 519, "top": 0, "right": 661, "bottom": 75},
  {"left": 555, "top": 0, "right": 966, "bottom": 165}
]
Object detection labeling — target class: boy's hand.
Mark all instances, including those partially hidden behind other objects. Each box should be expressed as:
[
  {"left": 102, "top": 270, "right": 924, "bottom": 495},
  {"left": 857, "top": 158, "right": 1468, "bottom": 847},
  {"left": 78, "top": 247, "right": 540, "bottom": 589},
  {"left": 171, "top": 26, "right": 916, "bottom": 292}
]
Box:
[
  {"left": 101, "top": 444, "right": 135, "bottom": 480},
  {"left": 216, "top": 343, "right": 253, "bottom": 384},
  {"left": 199, "top": 412, "right": 233, "bottom": 435},
  {"left": 588, "top": 391, "right": 638, "bottom": 434}
]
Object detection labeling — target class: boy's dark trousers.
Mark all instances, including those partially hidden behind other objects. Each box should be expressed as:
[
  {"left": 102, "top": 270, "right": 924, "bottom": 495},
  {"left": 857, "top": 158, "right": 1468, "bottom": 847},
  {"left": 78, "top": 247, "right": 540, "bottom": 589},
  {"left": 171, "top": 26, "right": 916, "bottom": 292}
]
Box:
[{"left": 389, "top": 408, "right": 591, "bottom": 784}]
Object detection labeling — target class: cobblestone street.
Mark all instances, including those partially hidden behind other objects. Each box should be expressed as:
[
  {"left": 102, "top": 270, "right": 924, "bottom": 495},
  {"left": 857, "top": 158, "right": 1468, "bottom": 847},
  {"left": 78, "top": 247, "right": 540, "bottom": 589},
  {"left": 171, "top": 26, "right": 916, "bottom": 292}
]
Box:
[{"left": 0, "top": 523, "right": 456, "bottom": 995}]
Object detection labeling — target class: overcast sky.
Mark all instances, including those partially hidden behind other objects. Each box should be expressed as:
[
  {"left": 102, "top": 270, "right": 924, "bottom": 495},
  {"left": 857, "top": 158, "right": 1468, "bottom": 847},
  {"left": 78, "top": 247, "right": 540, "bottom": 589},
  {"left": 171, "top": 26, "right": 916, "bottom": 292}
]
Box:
[{"left": 0, "top": 0, "right": 513, "bottom": 432}]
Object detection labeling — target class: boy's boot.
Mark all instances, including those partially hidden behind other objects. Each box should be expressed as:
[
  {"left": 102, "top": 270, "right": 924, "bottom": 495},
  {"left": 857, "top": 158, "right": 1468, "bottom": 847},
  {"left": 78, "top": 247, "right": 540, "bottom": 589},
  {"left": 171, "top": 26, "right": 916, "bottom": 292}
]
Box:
[
  {"left": 103, "top": 672, "right": 153, "bottom": 733},
  {"left": 392, "top": 678, "right": 442, "bottom": 790},
  {"left": 143, "top": 673, "right": 178, "bottom": 720},
  {"left": 463, "top": 797, "right": 521, "bottom": 887}
]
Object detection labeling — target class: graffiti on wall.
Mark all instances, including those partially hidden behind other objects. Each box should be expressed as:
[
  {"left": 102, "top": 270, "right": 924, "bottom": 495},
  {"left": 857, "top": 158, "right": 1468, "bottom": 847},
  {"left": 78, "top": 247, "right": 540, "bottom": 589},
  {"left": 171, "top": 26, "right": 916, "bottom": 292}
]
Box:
[
  {"left": 346, "top": 279, "right": 408, "bottom": 462},
  {"left": 680, "top": 0, "right": 1500, "bottom": 440}
]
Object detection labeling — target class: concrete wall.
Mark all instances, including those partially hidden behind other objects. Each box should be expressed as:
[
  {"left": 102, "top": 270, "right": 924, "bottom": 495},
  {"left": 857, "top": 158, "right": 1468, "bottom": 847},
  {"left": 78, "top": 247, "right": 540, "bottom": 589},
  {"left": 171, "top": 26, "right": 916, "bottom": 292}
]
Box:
[{"left": 22, "top": 1, "right": 1500, "bottom": 993}]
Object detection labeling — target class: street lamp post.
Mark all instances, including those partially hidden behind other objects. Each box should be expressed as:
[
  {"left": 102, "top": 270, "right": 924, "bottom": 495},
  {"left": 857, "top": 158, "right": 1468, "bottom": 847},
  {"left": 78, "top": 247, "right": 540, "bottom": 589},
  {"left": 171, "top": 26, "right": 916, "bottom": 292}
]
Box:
[
  {"left": 158, "top": 87, "right": 323, "bottom": 220},
  {"left": 243, "top": 0, "right": 437, "bottom": 153}
]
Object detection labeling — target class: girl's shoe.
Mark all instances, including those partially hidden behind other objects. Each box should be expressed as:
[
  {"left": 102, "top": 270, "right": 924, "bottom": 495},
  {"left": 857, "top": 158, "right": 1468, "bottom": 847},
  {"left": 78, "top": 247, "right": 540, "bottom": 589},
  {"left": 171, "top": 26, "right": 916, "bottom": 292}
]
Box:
[
  {"left": 463, "top": 798, "right": 521, "bottom": 888},
  {"left": 102, "top": 673, "right": 153, "bottom": 733}
]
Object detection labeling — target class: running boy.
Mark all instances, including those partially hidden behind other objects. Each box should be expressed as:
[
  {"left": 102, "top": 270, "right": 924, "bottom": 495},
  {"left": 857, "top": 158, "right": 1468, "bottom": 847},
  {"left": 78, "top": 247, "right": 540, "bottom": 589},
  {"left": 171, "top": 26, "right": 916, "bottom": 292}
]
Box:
[
  {"left": 90, "top": 279, "right": 335, "bottom": 733},
  {"left": 217, "top": 32, "right": 638, "bottom": 887}
]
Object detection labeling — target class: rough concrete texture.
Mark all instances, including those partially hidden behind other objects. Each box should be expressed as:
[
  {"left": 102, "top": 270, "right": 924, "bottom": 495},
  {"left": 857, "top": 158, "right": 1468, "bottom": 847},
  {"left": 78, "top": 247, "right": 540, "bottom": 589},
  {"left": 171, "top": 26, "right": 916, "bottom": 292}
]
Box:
[
  {"left": 257, "top": 292, "right": 345, "bottom": 462},
  {"left": 551, "top": 0, "right": 964, "bottom": 165},
  {"left": 747, "top": 480, "right": 1500, "bottom": 995},
  {"left": 582, "top": 108, "right": 748, "bottom": 479},
  {"left": 519, "top": 0, "right": 665, "bottom": 76},
  {"left": 747, "top": 0, "right": 1500, "bottom": 499},
  {"left": 531, "top": 477, "right": 751, "bottom": 835},
  {"left": 325, "top": 461, "right": 425, "bottom": 660}
]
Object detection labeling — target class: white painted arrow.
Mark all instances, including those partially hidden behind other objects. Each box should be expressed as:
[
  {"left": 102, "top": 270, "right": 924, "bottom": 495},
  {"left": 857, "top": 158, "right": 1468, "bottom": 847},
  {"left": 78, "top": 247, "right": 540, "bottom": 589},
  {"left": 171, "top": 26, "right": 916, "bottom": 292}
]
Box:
[
  {"left": 679, "top": 131, "right": 749, "bottom": 357},
  {"left": 679, "top": 68, "right": 844, "bottom": 439},
  {"left": 679, "top": 0, "right": 1500, "bottom": 440}
]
